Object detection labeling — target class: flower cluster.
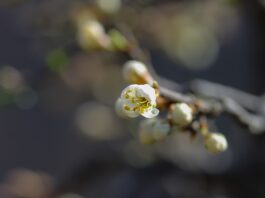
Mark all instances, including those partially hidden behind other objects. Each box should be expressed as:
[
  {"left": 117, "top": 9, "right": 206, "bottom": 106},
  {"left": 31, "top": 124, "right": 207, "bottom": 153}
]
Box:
[
  {"left": 116, "top": 60, "right": 228, "bottom": 154},
  {"left": 73, "top": 13, "right": 227, "bottom": 154}
]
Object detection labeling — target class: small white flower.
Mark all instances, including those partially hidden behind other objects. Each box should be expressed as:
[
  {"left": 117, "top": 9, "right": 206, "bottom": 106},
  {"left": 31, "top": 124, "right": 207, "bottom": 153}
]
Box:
[
  {"left": 171, "top": 103, "right": 193, "bottom": 126},
  {"left": 77, "top": 19, "right": 110, "bottom": 50},
  {"left": 204, "top": 133, "right": 228, "bottom": 153},
  {"left": 122, "top": 60, "right": 151, "bottom": 84},
  {"left": 119, "top": 84, "right": 159, "bottom": 118}
]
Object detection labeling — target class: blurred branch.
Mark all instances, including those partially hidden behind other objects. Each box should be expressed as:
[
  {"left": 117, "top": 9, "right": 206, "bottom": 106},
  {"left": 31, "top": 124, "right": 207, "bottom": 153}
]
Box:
[
  {"left": 189, "top": 79, "right": 261, "bottom": 112},
  {"left": 117, "top": 24, "right": 157, "bottom": 75}
]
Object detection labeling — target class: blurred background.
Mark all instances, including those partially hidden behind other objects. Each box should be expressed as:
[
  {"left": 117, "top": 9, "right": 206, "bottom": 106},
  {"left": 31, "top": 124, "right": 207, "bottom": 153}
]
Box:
[{"left": 0, "top": 0, "right": 265, "bottom": 197}]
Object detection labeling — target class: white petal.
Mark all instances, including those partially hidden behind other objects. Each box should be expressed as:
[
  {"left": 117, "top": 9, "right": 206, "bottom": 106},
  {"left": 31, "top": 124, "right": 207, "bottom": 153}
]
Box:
[
  {"left": 116, "top": 97, "right": 139, "bottom": 118},
  {"left": 124, "top": 110, "right": 139, "bottom": 118},
  {"left": 115, "top": 98, "right": 127, "bottom": 118},
  {"left": 120, "top": 84, "right": 138, "bottom": 99},
  {"left": 141, "top": 108, "right": 159, "bottom": 118},
  {"left": 120, "top": 99, "right": 139, "bottom": 118},
  {"left": 136, "top": 84, "right": 156, "bottom": 105}
]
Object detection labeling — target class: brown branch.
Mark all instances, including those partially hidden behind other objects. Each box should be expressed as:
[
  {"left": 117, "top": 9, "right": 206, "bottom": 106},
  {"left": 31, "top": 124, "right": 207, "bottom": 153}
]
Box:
[
  {"left": 222, "top": 98, "right": 265, "bottom": 134},
  {"left": 159, "top": 86, "right": 265, "bottom": 134},
  {"left": 116, "top": 23, "right": 265, "bottom": 135}
]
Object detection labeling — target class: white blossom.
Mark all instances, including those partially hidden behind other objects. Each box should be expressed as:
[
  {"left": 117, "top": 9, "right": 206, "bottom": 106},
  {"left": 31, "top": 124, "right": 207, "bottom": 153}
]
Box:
[
  {"left": 122, "top": 60, "right": 150, "bottom": 83},
  {"left": 204, "top": 133, "right": 228, "bottom": 153},
  {"left": 119, "top": 84, "right": 159, "bottom": 118},
  {"left": 171, "top": 103, "right": 193, "bottom": 126}
]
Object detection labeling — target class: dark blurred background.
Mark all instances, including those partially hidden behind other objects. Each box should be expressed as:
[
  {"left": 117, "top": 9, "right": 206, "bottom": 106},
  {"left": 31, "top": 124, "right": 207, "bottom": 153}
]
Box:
[{"left": 0, "top": 0, "right": 265, "bottom": 197}]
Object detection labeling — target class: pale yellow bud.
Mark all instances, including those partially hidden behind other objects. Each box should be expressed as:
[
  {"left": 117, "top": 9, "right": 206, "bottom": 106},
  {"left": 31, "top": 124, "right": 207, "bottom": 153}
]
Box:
[
  {"left": 122, "top": 60, "right": 152, "bottom": 84},
  {"left": 77, "top": 19, "right": 110, "bottom": 50},
  {"left": 204, "top": 133, "right": 228, "bottom": 154},
  {"left": 96, "top": 0, "right": 121, "bottom": 14},
  {"left": 171, "top": 103, "right": 193, "bottom": 126}
]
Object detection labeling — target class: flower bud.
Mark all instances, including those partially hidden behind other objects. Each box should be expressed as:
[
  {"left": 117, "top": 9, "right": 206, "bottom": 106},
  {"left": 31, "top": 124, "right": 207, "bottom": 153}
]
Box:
[
  {"left": 96, "top": 0, "right": 121, "bottom": 14},
  {"left": 122, "top": 60, "right": 152, "bottom": 84},
  {"left": 138, "top": 119, "right": 170, "bottom": 144},
  {"left": 204, "top": 133, "right": 228, "bottom": 153},
  {"left": 77, "top": 19, "right": 110, "bottom": 50},
  {"left": 108, "top": 29, "right": 128, "bottom": 51},
  {"left": 153, "top": 120, "right": 170, "bottom": 141},
  {"left": 139, "top": 119, "right": 157, "bottom": 145},
  {"left": 170, "top": 103, "right": 193, "bottom": 126}
]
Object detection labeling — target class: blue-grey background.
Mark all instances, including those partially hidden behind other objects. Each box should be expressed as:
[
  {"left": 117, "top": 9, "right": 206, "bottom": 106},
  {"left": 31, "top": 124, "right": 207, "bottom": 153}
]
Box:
[{"left": 0, "top": 0, "right": 265, "bottom": 197}]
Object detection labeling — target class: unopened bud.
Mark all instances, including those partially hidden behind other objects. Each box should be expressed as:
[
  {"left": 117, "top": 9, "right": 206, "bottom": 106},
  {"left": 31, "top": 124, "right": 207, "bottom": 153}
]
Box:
[
  {"left": 204, "top": 133, "right": 228, "bottom": 153},
  {"left": 77, "top": 19, "right": 110, "bottom": 50},
  {"left": 171, "top": 103, "right": 193, "bottom": 126},
  {"left": 122, "top": 60, "right": 152, "bottom": 84},
  {"left": 96, "top": 0, "right": 121, "bottom": 14}
]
